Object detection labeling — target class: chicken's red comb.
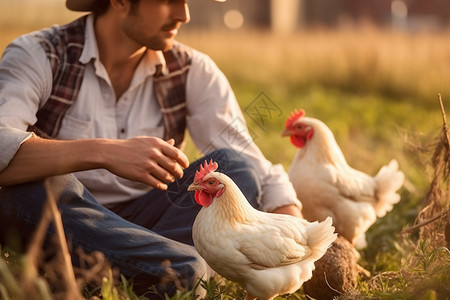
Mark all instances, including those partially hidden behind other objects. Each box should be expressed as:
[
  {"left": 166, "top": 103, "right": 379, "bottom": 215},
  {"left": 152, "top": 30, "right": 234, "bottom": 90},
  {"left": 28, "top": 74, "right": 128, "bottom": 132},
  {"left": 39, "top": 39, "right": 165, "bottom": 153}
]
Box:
[
  {"left": 285, "top": 109, "right": 306, "bottom": 128},
  {"left": 194, "top": 159, "right": 219, "bottom": 182}
]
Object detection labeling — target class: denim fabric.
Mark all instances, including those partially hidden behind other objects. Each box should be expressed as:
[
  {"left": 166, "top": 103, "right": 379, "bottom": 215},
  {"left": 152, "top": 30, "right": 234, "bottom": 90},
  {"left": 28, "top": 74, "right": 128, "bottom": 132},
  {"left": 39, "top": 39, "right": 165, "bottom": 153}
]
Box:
[{"left": 0, "top": 148, "right": 261, "bottom": 297}]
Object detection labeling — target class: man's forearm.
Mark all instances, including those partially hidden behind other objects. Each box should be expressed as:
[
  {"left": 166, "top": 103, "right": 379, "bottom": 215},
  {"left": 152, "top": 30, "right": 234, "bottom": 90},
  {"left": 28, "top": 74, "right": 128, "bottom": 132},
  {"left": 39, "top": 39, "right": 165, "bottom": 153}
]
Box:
[
  {"left": 0, "top": 135, "right": 190, "bottom": 189},
  {"left": 0, "top": 136, "right": 104, "bottom": 186}
]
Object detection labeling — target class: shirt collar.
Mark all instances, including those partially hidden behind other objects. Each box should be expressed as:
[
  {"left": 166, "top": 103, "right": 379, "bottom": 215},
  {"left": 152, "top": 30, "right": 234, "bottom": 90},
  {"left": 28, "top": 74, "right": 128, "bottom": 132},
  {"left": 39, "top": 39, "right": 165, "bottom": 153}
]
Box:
[
  {"left": 79, "top": 14, "right": 98, "bottom": 65},
  {"left": 79, "top": 14, "right": 168, "bottom": 76}
]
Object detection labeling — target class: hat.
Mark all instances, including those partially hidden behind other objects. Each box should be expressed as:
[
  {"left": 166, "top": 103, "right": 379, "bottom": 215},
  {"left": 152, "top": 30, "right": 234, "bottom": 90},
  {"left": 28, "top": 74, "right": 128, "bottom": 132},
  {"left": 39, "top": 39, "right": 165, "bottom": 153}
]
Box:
[
  {"left": 66, "top": 0, "right": 95, "bottom": 12},
  {"left": 66, "top": 0, "right": 225, "bottom": 12}
]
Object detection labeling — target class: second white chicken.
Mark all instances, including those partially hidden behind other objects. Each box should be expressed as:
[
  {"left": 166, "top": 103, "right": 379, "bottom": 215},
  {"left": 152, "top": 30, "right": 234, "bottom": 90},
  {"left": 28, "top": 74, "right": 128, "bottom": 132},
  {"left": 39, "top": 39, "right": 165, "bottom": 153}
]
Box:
[{"left": 282, "top": 109, "right": 405, "bottom": 249}]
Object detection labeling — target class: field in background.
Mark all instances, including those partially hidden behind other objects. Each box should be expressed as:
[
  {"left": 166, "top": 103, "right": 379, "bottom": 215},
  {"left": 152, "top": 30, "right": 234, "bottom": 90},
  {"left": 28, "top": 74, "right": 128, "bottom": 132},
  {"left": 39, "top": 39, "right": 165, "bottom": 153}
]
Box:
[
  {"left": 176, "top": 28, "right": 449, "bottom": 194},
  {"left": 179, "top": 27, "right": 450, "bottom": 105},
  {"left": 1, "top": 2, "right": 449, "bottom": 299}
]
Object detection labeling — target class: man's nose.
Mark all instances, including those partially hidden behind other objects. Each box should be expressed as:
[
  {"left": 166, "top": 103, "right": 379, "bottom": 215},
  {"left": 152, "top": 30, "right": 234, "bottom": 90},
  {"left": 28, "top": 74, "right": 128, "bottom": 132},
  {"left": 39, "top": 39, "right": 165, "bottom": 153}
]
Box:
[{"left": 173, "top": 2, "right": 190, "bottom": 23}]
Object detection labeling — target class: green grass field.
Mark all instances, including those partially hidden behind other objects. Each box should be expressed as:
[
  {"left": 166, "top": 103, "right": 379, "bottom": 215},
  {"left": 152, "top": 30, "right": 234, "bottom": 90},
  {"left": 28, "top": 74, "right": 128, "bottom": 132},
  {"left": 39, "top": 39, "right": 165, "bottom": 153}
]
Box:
[{"left": 1, "top": 3, "right": 449, "bottom": 299}]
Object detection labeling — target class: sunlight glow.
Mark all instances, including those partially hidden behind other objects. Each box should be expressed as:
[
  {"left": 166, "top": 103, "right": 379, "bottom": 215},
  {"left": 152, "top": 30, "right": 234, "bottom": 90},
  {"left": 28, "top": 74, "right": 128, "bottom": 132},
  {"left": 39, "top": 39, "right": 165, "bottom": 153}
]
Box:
[
  {"left": 391, "top": 0, "right": 408, "bottom": 19},
  {"left": 224, "top": 9, "right": 244, "bottom": 30}
]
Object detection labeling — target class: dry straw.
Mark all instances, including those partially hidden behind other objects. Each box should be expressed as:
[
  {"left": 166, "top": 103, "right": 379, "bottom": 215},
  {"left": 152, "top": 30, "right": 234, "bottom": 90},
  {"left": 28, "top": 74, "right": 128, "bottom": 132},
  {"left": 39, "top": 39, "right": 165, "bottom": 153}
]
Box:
[
  {"left": 401, "top": 94, "right": 450, "bottom": 248},
  {"left": 24, "top": 178, "right": 83, "bottom": 300}
]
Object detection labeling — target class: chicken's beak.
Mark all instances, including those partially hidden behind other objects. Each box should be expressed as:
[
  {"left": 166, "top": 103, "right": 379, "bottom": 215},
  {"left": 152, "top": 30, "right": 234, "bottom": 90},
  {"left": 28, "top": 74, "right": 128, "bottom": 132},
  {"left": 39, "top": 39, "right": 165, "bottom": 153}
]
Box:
[
  {"left": 281, "top": 129, "right": 293, "bottom": 137},
  {"left": 187, "top": 182, "right": 201, "bottom": 191}
]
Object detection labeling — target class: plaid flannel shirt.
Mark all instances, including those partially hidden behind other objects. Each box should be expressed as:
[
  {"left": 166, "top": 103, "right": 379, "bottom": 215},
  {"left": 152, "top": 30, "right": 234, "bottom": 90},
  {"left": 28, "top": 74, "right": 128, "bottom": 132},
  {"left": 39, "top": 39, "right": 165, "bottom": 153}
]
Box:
[{"left": 28, "top": 16, "right": 192, "bottom": 148}]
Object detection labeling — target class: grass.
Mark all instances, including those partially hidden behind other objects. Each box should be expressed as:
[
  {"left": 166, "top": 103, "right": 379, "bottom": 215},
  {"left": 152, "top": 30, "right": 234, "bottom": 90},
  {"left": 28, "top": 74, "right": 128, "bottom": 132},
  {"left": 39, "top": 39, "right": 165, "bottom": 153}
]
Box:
[{"left": 1, "top": 4, "right": 450, "bottom": 299}]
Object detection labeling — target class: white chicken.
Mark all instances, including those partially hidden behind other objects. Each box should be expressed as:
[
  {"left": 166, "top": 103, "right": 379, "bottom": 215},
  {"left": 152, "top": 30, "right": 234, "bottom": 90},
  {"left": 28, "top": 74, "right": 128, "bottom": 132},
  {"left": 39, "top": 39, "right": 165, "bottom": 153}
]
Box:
[
  {"left": 282, "top": 109, "right": 405, "bottom": 249},
  {"left": 188, "top": 160, "right": 337, "bottom": 300}
]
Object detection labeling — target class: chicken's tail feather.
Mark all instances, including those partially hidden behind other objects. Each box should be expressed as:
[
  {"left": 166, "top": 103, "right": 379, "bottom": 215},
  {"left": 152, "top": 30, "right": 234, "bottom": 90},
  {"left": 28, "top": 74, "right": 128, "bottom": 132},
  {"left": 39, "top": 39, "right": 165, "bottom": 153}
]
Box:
[
  {"left": 294, "top": 217, "right": 337, "bottom": 284},
  {"left": 306, "top": 216, "right": 337, "bottom": 260},
  {"left": 374, "top": 159, "right": 405, "bottom": 217}
]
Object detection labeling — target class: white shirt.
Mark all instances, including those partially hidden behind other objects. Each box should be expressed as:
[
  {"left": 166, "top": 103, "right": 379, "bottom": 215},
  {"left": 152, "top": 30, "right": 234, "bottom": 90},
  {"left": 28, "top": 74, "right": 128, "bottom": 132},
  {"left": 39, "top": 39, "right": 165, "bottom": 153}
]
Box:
[{"left": 0, "top": 15, "right": 300, "bottom": 212}]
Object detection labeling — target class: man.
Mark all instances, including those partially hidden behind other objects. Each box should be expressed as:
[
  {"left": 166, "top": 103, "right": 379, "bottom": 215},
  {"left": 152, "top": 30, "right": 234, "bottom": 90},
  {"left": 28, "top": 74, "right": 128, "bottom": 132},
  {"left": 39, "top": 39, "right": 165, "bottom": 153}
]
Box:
[{"left": 0, "top": 0, "right": 302, "bottom": 297}]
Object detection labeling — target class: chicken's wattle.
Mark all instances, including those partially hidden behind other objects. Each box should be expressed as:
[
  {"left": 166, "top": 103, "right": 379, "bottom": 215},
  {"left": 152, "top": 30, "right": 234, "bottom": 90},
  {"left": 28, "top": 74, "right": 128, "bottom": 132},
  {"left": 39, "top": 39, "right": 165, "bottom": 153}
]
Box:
[
  {"left": 291, "top": 135, "right": 306, "bottom": 148},
  {"left": 195, "top": 190, "right": 213, "bottom": 207}
]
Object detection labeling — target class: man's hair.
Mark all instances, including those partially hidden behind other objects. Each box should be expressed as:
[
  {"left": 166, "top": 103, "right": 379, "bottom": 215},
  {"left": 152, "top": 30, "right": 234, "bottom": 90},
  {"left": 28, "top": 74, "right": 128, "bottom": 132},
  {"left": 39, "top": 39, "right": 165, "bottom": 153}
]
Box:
[{"left": 92, "top": 0, "right": 140, "bottom": 16}]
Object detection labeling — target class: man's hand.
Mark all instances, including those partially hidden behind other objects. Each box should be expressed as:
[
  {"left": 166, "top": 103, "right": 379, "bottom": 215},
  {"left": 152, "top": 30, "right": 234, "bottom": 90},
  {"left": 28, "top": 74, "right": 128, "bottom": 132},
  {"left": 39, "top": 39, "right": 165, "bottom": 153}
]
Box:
[{"left": 101, "top": 137, "right": 189, "bottom": 190}]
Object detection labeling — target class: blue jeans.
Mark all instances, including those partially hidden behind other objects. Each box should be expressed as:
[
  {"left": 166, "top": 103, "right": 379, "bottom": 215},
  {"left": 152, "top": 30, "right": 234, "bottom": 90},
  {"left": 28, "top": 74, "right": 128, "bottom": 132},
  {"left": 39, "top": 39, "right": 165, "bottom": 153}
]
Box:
[{"left": 0, "top": 148, "right": 261, "bottom": 297}]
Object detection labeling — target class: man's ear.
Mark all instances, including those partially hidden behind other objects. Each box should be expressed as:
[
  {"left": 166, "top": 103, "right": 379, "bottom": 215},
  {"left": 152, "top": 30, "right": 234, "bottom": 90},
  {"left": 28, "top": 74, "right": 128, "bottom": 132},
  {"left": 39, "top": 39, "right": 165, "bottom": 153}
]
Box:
[{"left": 110, "top": 0, "right": 130, "bottom": 12}]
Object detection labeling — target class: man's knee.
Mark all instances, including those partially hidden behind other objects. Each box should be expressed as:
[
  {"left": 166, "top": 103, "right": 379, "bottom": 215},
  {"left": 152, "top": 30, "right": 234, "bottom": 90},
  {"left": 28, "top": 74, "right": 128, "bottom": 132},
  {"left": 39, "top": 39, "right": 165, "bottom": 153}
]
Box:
[
  {"left": 207, "top": 148, "right": 252, "bottom": 170},
  {"left": 0, "top": 174, "right": 85, "bottom": 251},
  {"left": 0, "top": 174, "right": 82, "bottom": 203}
]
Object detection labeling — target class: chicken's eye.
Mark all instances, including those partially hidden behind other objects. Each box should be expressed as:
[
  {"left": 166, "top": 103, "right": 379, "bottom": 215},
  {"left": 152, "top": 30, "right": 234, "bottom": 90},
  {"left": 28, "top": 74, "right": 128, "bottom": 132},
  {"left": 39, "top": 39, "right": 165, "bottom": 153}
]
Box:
[
  {"left": 208, "top": 180, "right": 215, "bottom": 185},
  {"left": 297, "top": 125, "right": 302, "bottom": 129}
]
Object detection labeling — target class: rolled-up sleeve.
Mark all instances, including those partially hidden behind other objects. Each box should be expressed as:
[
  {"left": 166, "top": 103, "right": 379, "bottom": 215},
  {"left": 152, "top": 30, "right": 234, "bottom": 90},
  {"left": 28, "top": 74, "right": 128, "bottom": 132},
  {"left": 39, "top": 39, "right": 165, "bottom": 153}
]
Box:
[
  {"left": 185, "top": 49, "right": 301, "bottom": 212},
  {"left": 0, "top": 34, "right": 52, "bottom": 172},
  {"left": 0, "top": 128, "right": 34, "bottom": 172}
]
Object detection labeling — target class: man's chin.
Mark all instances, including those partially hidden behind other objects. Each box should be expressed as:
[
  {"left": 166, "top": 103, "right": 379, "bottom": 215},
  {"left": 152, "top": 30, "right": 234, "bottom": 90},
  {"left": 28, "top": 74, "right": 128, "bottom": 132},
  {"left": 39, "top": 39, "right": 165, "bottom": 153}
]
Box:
[{"left": 146, "top": 39, "right": 174, "bottom": 52}]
